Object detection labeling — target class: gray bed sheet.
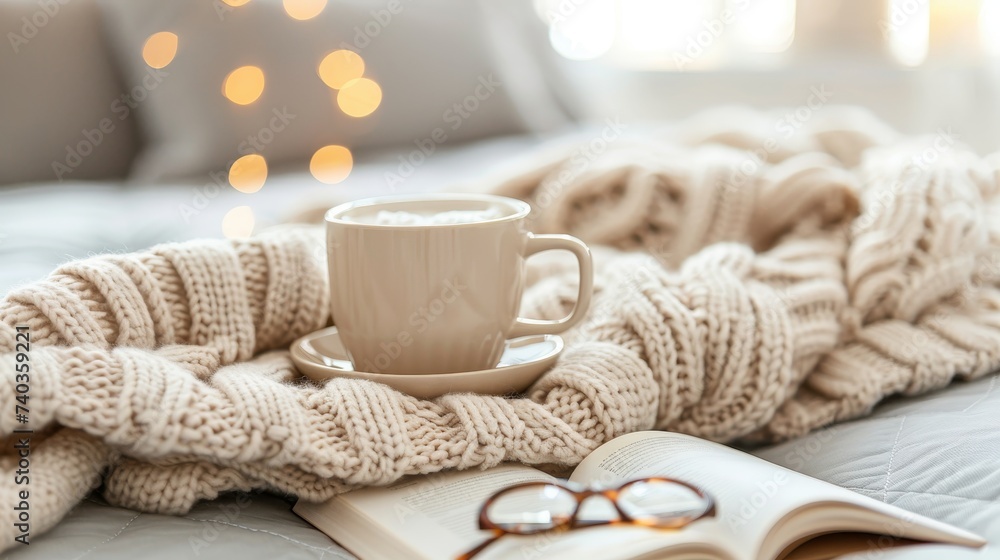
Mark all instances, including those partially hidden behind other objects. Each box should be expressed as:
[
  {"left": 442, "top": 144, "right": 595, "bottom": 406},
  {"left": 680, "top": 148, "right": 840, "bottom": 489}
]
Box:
[{"left": 1, "top": 136, "right": 997, "bottom": 559}]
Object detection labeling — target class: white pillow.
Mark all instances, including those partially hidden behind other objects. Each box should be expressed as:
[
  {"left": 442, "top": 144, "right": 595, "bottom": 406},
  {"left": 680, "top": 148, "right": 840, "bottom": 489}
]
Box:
[{"left": 97, "top": 0, "right": 574, "bottom": 181}]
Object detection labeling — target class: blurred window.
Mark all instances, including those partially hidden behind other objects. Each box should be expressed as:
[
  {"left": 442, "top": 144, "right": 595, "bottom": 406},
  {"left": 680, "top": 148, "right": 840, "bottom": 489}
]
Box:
[{"left": 534, "top": 0, "right": 1000, "bottom": 69}]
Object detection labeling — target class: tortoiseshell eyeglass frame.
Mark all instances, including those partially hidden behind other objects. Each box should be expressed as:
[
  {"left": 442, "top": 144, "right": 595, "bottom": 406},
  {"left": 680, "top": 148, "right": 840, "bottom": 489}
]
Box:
[{"left": 456, "top": 477, "right": 716, "bottom": 560}]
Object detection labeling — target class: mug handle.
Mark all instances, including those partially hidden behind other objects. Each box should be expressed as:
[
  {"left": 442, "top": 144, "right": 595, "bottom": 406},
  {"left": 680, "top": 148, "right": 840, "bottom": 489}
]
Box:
[{"left": 509, "top": 233, "right": 594, "bottom": 338}]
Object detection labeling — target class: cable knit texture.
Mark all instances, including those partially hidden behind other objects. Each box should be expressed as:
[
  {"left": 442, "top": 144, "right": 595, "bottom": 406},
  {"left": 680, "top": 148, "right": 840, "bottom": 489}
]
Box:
[{"left": 2, "top": 108, "right": 1000, "bottom": 548}]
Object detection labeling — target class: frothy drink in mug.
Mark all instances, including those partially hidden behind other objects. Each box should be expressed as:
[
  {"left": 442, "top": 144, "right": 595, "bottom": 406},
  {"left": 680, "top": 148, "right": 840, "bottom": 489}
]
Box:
[
  {"left": 348, "top": 207, "right": 506, "bottom": 226},
  {"left": 325, "top": 194, "right": 594, "bottom": 375}
]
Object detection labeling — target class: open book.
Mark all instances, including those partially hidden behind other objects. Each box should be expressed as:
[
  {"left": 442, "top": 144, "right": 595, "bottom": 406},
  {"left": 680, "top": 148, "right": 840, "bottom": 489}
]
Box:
[{"left": 294, "top": 431, "right": 985, "bottom": 560}]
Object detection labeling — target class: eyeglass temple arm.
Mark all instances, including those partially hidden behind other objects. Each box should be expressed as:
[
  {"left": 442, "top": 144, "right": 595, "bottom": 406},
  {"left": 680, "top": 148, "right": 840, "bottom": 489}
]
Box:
[{"left": 455, "top": 529, "right": 505, "bottom": 560}]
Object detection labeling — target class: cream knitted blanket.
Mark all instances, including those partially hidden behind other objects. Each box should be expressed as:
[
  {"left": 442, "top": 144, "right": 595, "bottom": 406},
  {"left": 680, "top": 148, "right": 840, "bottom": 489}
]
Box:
[{"left": 2, "top": 108, "right": 1000, "bottom": 548}]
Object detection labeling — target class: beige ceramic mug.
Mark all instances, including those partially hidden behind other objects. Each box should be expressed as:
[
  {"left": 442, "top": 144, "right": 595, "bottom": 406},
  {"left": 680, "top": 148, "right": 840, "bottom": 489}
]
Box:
[{"left": 325, "top": 193, "right": 593, "bottom": 375}]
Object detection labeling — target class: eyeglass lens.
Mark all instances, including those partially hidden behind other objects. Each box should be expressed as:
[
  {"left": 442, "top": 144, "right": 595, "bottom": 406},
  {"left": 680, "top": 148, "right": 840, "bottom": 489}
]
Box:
[
  {"left": 486, "top": 480, "right": 709, "bottom": 533},
  {"left": 485, "top": 485, "right": 577, "bottom": 533},
  {"left": 617, "top": 480, "right": 708, "bottom": 523}
]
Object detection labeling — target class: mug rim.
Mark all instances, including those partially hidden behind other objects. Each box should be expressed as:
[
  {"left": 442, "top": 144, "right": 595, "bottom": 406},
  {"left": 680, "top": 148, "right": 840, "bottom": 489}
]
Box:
[{"left": 325, "top": 193, "right": 531, "bottom": 230}]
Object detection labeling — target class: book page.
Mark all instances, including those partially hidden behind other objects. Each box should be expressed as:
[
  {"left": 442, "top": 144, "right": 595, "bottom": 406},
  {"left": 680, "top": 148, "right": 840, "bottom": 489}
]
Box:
[
  {"left": 331, "top": 464, "right": 555, "bottom": 560},
  {"left": 568, "top": 431, "right": 985, "bottom": 559}
]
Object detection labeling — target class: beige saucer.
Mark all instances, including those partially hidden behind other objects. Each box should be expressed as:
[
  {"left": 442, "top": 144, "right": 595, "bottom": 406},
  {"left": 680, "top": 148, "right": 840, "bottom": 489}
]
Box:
[{"left": 290, "top": 326, "right": 564, "bottom": 399}]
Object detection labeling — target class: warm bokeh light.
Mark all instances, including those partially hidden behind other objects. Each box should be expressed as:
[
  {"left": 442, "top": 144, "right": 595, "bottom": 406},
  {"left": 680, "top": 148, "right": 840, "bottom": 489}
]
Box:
[
  {"left": 310, "top": 145, "right": 353, "bottom": 184},
  {"left": 981, "top": 0, "right": 1000, "bottom": 55},
  {"left": 927, "top": 0, "right": 981, "bottom": 57},
  {"left": 887, "top": 0, "right": 930, "bottom": 66},
  {"left": 142, "top": 32, "right": 178, "bottom": 69},
  {"left": 228, "top": 154, "right": 268, "bottom": 193},
  {"left": 283, "top": 0, "right": 327, "bottom": 20},
  {"left": 318, "top": 50, "right": 366, "bottom": 89},
  {"left": 337, "top": 78, "right": 382, "bottom": 117},
  {"left": 222, "top": 206, "right": 255, "bottom": 239},
  {"left": 222, "top": 0, "right": 251, "bottom": 6},
  {"left": 223, "top": 66, "right": 266, "bottom": 105}
]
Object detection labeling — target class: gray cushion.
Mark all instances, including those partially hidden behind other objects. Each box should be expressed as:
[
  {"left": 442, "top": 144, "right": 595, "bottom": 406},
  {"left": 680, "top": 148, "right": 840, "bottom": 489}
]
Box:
[{"left": 0, "top": 0, "right": 139, "bottom": 185}]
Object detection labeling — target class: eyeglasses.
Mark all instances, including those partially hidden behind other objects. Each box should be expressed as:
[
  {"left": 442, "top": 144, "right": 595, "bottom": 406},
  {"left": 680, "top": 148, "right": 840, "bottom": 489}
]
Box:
[{"left": 457, "top": 477, "right": 716, "bottom": 560}]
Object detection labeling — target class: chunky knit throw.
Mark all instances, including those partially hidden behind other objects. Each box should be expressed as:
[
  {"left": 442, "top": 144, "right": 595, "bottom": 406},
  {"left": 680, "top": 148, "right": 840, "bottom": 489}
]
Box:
[{"left": 2, "top": 108, "right": 1000, "bottom": 548}]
